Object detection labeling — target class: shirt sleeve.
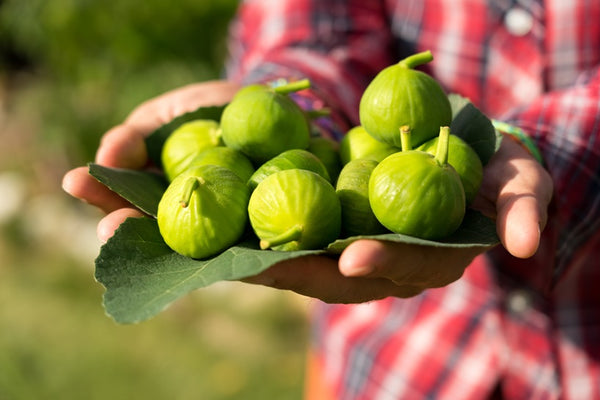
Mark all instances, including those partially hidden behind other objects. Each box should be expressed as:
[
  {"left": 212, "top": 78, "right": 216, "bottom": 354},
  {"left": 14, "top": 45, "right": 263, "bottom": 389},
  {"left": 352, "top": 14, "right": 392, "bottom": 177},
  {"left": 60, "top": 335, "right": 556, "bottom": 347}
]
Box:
[
  {"left": 225, "top": 0, "right": 394, "bottom": 137},
  {"left": 500, "top": 67, "right": 600, "bottom": 287}
]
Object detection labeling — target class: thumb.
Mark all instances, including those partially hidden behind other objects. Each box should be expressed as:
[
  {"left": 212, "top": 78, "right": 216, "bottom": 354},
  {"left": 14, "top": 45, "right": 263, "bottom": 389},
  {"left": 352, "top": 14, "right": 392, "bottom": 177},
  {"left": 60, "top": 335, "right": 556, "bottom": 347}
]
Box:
[
  {"left": 496, "top": 193, "right": 543, "bottom": 258},
  {"left": 492, "top": 139, "right": 553, "bottom": 258}
]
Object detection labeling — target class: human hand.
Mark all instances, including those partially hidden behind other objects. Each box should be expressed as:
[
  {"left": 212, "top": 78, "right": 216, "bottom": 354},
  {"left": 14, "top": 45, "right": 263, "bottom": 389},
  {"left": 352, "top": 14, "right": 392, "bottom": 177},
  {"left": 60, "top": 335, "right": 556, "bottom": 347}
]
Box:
[
  {"left": 63, "top": 83, "right": 553, "bottom": 303},
  {"left": 244, "top": 136, "right": 553, "bottom": 303},
  {"left": 62, "top": 80, "right": 241, "bottom": 241}
]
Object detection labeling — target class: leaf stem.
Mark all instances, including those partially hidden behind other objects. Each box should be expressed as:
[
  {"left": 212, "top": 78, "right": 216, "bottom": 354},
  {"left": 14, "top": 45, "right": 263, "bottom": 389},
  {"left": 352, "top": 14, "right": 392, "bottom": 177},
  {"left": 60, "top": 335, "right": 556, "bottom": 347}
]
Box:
[
  {"left": 260, "top": 224, "right": 304, "bottom": 250},
  {"left": 179, "top": 176, "right": 204, "bottom": 207},
  {"left": 398, "top": 50, "right": 434, "bottom": 69},
  {"left": 435, "top": 126, "right": 450, "bottom": 166},
  {"left": 400, "top": 125, "right": 412, "bottom": 152},
  {"left": 273, "top": 79, "right": 311, "bottom": 95}
]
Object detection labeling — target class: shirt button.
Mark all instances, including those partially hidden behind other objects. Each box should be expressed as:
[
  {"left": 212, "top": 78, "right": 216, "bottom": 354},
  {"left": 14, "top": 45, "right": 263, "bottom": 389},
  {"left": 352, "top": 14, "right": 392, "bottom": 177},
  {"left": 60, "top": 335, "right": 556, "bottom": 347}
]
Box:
[
  {"left": 504, "top": 8, "right": 534, "bottom": 36},
  {"left": 506, "top": 289, "right": 531, "bottom": 315}
]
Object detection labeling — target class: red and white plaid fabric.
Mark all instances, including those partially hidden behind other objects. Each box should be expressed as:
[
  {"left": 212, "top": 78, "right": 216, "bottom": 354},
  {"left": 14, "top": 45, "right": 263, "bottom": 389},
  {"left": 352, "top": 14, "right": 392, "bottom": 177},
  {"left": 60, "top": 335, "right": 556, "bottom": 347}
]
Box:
[{"left": 226, "top": 1, "right": 600, "bottom": 398}]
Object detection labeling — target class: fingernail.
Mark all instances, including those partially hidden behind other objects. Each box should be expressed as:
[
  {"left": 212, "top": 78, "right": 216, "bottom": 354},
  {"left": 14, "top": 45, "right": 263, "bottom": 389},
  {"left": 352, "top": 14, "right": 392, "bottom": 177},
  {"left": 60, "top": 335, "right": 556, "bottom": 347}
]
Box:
[{"left": 340, "top": 261, "right": 374, "bottom": 277}]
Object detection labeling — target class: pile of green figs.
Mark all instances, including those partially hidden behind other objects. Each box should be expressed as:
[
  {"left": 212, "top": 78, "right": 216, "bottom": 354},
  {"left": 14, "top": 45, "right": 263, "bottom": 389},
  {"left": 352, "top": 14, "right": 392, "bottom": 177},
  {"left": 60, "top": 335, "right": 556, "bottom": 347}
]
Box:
[{"left": 157, "top": 50, "right": 484, "bottom": 259}]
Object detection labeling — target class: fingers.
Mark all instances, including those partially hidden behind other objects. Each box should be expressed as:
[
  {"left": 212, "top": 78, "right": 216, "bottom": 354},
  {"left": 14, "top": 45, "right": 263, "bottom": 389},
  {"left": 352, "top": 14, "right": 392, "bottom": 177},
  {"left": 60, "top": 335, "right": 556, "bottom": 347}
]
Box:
[
  {"left": 95, "top": 80, "right": 241, "bottom": 169},
  {"left": 63, "top": 168, "right": 144, "bottom": 242},
  {"left": 96, "top": 124, "right": 148, "bottom": 168},
  {"left": 483, "top": 137, "right": 553, "bottom": 258},
  {"left": 496, "top": 194, "right": 542, "bottom": 258},
  {"left": 97, "top": 208, "right": 145, "bottom": 243},
  {"left": 242, "top": 238, "right": 483, "bottom": 303},
  {"left": 339, "top": 239, "right": 479, "bottom": 288},
  {"left": 243, "top": 255, "right": 420, "bottom": 303},
  {"left": 62, "top": 167, "right": 132, "bottom": 213},
  {"left": 125, "top": 80, "right": 241, "bottom": 132},
  {"left": 65, "top": 80, "right": 243, "bottom": 245}
]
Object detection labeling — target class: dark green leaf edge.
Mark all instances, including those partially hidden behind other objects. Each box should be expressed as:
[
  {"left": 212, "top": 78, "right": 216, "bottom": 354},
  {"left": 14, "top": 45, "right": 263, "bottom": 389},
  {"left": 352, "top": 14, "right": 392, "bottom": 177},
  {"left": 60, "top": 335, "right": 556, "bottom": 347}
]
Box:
[
  {"left": 327, "top": 209, "right": 499, "bottom": 253},
  {"left": 88, "top": 163, "right": 167, "bottom": 217},
  {"left": 448, "top": 93, "right": 500, "bottom": 166}
]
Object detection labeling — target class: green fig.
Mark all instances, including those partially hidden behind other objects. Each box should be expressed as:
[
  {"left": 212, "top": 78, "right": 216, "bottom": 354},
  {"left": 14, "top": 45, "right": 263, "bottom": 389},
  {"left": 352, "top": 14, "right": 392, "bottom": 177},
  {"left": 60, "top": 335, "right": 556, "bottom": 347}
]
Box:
[
  {"left": 232, "top": 83, "right": 269, "bottom": 100},
  {"left": 359, "top": 50, "right": 452, "bottom": 148},
  {"left": 157, "top": 165, "right": 250, "bottom": 259},
  {"left": 161, "top": 119, "right": 222, "bottom": 181},
  {"left": 335, "top": 158, "right": 387, "bottom": 236},
  {"left": 247, "top": 149, "right": 330, "bottom": 190},
  {"left": 248, "top": 169, "right": 341, "bottom": 251},
  {"left": 220, "top": 79, "right": 312, "bottom": 164},
  {"left": 339, "top": 125, "right": 399, "bottom": 165},
  {"left": 187, "top": 146, "right": 255, "bottom": 183},
  {"left": 417, "top": 134, "right": 483, "bottom": 204},
  {"left": 369, "top": 126, "right": 465, "bottom": 239}
]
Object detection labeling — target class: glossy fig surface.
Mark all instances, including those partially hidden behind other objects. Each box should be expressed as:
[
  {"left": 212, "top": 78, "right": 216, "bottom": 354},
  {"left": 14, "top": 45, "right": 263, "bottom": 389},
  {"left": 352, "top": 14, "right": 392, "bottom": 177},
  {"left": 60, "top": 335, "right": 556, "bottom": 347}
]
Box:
[
  {"left": 417, "top": 134, "right": 483, "bottom": 204},
  {"left": 369, "top": 127, "right": 465, "bottom": 239},
  {"left": 157, "top": 165, "right": 250, "bottom": 259},
  {"left": 161, "top": 119, "right": 222, "bottom": 181},
  {"left": 336, "top": 159, "right": 387, "bottom": 236},
  {"left": 220, "top": 80, "right": 311, "bottom": 164},
  {"left": 359, "top": 51, "right": 452, "bottom": 148},
  {"left": 248, "top": 169, "right": 341, "bottom": 251}
]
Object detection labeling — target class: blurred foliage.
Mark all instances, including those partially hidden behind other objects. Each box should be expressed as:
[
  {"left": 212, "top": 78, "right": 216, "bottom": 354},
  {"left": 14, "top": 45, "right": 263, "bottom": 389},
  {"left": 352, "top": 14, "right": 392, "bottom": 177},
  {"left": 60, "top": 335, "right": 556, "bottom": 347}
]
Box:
[
  {"left": 0, "top": 0, "right": 240, "bottom": 165},
  {"left": 0, "top": 234, "right": 309, "bottom": 400},
  {"left": 0, "top": 1, "right": 310, "bottom": 399}
]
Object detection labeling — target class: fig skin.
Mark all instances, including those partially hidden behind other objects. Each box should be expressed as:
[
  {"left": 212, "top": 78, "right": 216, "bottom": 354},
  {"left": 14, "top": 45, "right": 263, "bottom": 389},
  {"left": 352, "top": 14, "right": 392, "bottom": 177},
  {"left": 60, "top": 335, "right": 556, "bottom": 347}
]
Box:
[
  {"left": 247, "top": 149, "right": 330, "bottom": 190},
  {"left": 416, "top": 134, "right": 483, "bottom": 204},
  {"left": 157, "top": 165, "right": 250, "bottom": 259},
  {"left": 335, "top": 159, "right": 388, "bottom": 236},
  {"left": 232, "top": 83, "right": 268, "bottom": 100},
  {"left": 248, "top": 169, "right": 341, "bottom": 251},
  {"left": 307, "top": 136, "right": 342, "bottom": 184},
  {"left": 359, "top": 50, "right": 452, "bottom": 148},
  {"left": 161, "top": 119, "right": 222, "bottom": 181},
  {"left": 187, "top": 146, "right": 255, "bottom": 183},
  {"left": 220, "top": 81, "right": 311, "bottom": 164},
  {"left": 369, "top": 127, "right": 465, "bottom": 239},
  {"left": 339, "top": 125, "right": 399, "bottom": 165}
]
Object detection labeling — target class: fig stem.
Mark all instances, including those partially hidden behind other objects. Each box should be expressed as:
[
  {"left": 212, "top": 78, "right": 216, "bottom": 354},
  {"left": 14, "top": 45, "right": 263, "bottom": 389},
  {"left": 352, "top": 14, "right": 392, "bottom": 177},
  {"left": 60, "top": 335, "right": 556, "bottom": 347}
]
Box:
[
  {"left": 398, "top": 50, "right": 434, "bottom": 69},
  {"left": 273, "top": 79, "right": 311, "bottom": 95},
  {"left": 259, "top": 224, "right": 304, "bottom": 250},
  {"left": 179, "top": 176, "right": 204, "bottom": 208},
  {"left": 400, "top": 125, "right": 412, "bottom": 152},
  {"left": 435, "top": 126, "right": 450, "bottom": 166}
]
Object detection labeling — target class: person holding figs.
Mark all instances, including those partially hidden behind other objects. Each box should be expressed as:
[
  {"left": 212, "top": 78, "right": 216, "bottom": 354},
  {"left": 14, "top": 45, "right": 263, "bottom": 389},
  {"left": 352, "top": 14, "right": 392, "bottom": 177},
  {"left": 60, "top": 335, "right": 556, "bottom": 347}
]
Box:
[{"left": 63, "top": 1, "right": 600, "bottom": 398}]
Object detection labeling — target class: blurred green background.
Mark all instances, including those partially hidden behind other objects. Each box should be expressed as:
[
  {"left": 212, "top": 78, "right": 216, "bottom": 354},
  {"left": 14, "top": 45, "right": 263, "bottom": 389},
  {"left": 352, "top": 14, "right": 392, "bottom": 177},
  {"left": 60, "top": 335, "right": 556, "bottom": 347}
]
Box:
[{"left": 0, "top": 1, "right": 310, "bottom": 399}]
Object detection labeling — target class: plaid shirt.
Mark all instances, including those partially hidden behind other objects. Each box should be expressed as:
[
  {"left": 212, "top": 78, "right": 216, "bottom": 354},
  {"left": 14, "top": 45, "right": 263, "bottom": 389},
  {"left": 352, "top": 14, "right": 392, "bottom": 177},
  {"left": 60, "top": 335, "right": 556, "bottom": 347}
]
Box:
[{"left": 226, "top": 1, "right": 600, "bottom": 398}]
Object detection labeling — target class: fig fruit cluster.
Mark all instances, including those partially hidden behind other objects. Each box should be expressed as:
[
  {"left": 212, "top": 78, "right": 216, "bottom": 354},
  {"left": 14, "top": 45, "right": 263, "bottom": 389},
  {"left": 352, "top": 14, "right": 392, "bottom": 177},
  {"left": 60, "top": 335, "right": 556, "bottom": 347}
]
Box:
[
  {"left": 156, "top": 50, "right": 484, "bottom": 259},
  {"left": 157, "top": 79, "right": 342, "bottom": 258}
]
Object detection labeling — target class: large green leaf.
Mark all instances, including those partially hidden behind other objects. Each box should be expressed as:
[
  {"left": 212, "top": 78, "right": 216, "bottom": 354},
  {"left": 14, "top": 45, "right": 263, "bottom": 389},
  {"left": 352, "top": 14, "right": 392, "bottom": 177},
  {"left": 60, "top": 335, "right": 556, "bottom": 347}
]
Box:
[
  {"left": 95, "top": 217, "right": 324, "bottom": 323},
  {"left": 96, "top": 211, "right": 497, "bottom": 323}
]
